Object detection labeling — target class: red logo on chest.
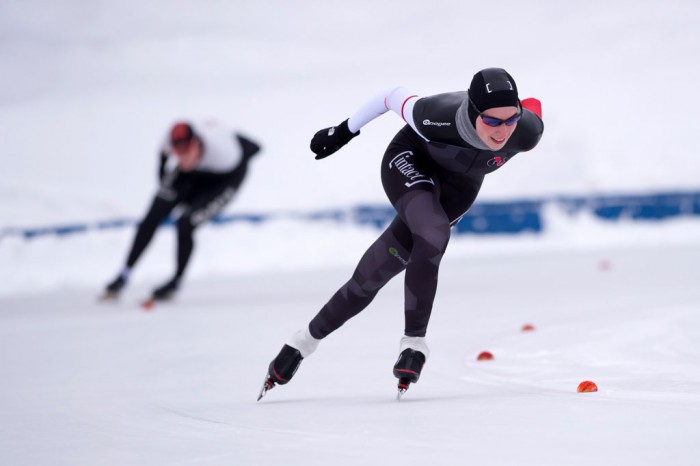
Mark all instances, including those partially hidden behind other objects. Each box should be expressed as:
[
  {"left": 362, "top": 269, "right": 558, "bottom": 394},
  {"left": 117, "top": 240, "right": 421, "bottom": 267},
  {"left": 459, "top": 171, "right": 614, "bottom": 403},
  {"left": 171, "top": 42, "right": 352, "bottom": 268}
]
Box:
[{"left": 487, "top": 156, "right": 509, "bottom": 167}]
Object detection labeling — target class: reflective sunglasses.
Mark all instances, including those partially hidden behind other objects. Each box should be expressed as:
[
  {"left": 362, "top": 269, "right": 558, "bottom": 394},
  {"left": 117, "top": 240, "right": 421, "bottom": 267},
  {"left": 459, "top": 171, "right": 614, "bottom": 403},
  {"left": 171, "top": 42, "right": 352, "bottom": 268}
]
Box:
[{"left": 469, "top": 97, "right": 522, "bottom": 127}]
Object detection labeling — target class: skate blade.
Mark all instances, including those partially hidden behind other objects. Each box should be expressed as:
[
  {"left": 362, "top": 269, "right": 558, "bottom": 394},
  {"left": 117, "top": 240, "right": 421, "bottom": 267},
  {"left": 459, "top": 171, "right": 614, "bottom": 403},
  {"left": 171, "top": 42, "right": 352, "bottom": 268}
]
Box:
[
  {"left": 257, "top": 376, "right": 276, "bottom": 401},
  {"left": 396, "top": 380, "right": 411, "bottom": 401},
  {"left": 142, "top": 292, "right": 177, "bottom": 310},
  {"left": 98, "top": 291, "right": 120, "bottom": 302}
]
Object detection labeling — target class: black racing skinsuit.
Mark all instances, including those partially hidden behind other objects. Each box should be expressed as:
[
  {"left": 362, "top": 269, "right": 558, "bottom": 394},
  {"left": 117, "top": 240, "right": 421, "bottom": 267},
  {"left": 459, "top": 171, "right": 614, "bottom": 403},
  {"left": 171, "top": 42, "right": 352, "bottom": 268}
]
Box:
[
  {"left": 309, "top": 92, "right": 544, "bottom": 338},
  {"left": 123, "top": 134, "right": 260, "bottom": 281}
]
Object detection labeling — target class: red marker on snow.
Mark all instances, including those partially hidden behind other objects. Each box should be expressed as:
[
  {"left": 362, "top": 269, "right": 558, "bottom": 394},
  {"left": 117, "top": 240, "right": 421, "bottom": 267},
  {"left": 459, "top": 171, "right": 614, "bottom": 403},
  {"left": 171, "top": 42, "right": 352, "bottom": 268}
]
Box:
[
  {"left": 577, "top": 381, "right": 598, "bottom": 392},
  {"left": 477, "top": 351, "right": 494, "bottom": 361}
]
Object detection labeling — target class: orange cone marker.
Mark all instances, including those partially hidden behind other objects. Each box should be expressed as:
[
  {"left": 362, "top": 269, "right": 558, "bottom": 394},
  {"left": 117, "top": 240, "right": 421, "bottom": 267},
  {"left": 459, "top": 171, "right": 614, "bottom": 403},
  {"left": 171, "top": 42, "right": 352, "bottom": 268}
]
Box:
[
  {"left": 577, "top": 381, "right": 598, "bottom": 392},
  {"left": 477, "top": 351, "right": 494, "bottom": 361}
]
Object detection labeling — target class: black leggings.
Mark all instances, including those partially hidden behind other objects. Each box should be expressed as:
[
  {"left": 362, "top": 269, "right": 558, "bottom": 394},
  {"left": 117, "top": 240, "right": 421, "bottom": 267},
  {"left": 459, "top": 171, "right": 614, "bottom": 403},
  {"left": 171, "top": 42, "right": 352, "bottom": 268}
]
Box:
[
  {"left": 309, "top": 131, "right": 483, "bottom": 338},
  {"left": 124, "top": 164, "right": 247, "bottom": 279}
]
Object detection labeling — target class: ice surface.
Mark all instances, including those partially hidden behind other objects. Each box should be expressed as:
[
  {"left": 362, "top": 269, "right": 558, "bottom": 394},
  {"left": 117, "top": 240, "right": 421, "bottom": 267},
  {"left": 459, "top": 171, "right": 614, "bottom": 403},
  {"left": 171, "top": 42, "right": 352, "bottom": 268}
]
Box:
[{"left": 1, "top": 244, "right": 699, "bottom": 465}]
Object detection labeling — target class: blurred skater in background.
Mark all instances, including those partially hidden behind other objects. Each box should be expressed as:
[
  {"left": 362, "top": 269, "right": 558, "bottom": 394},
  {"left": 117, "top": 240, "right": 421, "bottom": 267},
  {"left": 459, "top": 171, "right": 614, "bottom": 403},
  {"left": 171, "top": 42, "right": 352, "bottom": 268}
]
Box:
[
  {"left": 260, "top": 68, "right": 543, "bottom": 399},
  {"left": 102, "top": 120, "right": 261, "bottom": 302}
]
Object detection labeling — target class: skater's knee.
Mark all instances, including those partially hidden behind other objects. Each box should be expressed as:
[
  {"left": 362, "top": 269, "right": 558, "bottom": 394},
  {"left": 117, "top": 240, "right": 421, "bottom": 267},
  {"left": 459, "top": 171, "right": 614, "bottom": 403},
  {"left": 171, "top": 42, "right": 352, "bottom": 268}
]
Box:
[
  {"left": 347, "top": 276, "right": 381, "bottom": 300},
  {"left": 413, "top": 220, "right": 450, "bottom": 252}
]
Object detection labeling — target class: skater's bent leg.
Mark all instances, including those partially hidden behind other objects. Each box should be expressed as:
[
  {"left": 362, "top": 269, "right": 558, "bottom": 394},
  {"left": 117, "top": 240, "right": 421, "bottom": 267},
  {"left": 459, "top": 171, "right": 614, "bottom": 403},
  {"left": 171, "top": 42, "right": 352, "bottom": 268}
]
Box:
[
  {"left": 395, "top": 190, "right": 451, "bottom": 337},
  {"left": 308, "top": 218, "right": 413, "bottom": 339},
  {"left": 174, "top": 184, "right": 236, "bottom": 280},
  {"left": 175, "top": 215, "right": 195, "bottom": 279},
  {"left": 125, "top": 196, "right": 177, "bottom": 268}
]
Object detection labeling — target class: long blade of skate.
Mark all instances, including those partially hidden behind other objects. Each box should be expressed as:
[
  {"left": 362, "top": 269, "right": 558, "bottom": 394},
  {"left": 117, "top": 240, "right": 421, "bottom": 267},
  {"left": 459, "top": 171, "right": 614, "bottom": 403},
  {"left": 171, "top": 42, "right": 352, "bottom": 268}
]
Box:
[
  {"left": 98, "top": 291, "right": 120, "bottom": 302},
  {"left": 396, "top": 379, "right": 410, "bottom": 401},
  {"left": 257, "top": 375, "right": 275, "bottom": 401}
]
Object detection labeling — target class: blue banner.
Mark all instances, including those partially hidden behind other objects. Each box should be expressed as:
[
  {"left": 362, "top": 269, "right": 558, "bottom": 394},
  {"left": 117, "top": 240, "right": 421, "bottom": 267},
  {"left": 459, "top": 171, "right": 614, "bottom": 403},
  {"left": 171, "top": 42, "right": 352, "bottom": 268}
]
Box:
[{"left": 3, "top": 190, "right": 699, "bottom": 241}]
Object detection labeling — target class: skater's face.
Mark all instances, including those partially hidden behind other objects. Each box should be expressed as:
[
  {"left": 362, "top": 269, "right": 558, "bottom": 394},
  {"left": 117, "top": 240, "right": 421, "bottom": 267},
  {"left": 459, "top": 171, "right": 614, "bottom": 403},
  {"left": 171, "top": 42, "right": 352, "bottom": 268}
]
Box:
[
  {"left": 172, "top": 138, "right": 202, "bottom": 172},
  {"left": 475, "top": 106, "right": 520, "bottom": 151}
]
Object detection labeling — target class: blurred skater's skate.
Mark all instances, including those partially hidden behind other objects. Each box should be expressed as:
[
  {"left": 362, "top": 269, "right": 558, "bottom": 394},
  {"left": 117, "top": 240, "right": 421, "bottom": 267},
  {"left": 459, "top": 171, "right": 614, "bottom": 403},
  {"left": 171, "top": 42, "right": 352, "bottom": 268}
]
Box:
[{"left": 99, "top": 275, "right": 126, "bottom": 301}]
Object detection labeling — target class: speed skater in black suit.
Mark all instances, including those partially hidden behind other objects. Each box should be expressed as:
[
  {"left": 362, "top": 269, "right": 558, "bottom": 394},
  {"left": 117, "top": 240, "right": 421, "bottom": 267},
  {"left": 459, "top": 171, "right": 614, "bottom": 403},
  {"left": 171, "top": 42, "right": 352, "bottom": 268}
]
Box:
[
  {"left": 102, "top": 120, "right": 260, "bottom": 302},
  {"left": 259, "top": 68, "right": 543, "bottom": 399}
]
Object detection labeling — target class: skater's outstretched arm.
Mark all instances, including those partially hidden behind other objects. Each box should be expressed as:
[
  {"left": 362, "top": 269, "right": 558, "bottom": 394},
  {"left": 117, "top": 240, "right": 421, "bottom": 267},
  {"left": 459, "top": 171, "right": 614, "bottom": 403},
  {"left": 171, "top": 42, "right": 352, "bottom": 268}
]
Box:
[{"left": 310, "top": 87, "right": 426, "bottom": 159}]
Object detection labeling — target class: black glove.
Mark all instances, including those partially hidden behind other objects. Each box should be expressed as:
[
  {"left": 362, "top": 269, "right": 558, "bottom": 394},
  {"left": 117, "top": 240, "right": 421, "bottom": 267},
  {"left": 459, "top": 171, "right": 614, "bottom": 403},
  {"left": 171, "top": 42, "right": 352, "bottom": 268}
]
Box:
[
  {"left": 236, "top": 134, "right": 261, "bottom": 160},
  {"left": 310, "top": 119, "right": 360, "bottom": 160}
]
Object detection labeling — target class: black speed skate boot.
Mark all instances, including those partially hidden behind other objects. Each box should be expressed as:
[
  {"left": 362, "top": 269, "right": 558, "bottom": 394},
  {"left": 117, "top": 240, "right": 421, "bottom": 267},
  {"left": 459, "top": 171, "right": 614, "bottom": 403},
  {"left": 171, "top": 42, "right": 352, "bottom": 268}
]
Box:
[
  {"left": 268, "top": 345, "right": 304, "bottom": 385},
  {"left": 257, "top": 327, "right": 320, "bottom": 401},
  {"left": 393, "top": 336, "right": 429, "bottom": 399},
  {"left": 151, "top": 277, "right": 180, "bottom": 301},
  {"left": 257, "top": 344, "right": 303, "bottom": 401},
  {"left": 393, "top": 348, "right": 426, "bottom": 399},
  {"left": 101, "top": 275, "right": 126, "bottom": 300}
]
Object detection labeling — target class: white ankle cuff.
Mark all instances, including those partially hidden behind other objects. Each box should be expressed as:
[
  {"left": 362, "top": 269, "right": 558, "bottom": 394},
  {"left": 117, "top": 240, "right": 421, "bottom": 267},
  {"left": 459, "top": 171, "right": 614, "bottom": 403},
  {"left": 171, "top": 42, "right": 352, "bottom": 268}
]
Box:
[
  {"left": 287, "top": 327, "right": 321, "bottom": 358},
  {"left": 399, "top": 336, "right": 429, "bottom": 359}
]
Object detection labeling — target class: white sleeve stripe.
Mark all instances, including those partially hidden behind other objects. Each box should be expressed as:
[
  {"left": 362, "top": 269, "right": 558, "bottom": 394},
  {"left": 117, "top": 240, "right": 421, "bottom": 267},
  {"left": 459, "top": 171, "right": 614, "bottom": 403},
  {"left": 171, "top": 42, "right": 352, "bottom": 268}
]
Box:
[
  {"left": 347, "top": 87, "right": 428, "bottom": 141},
  {"left": 401, "top": 95, "right": 417, "bottom": 121},
  {"left": 402, "top": 97, "right": 428, "bottom": 141},
  {"left": 383, "top": 88, "right": 428, "bottom": 141}
]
